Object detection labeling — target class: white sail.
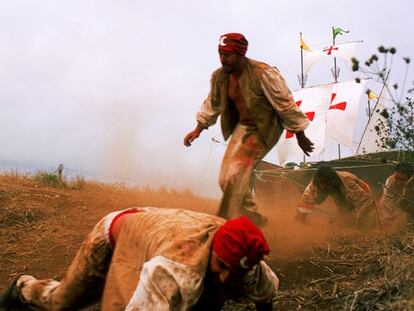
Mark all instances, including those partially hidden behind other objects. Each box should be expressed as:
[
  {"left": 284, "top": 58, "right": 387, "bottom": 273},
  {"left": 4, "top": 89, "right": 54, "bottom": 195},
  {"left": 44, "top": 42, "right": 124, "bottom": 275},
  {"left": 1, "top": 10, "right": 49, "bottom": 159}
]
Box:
[
  {"left": 325, "top": 80, "right": 365, "bottom": 149},
  {"left": 276, "top": 80, "right": 366, "bottom": 165},
  {"left": 276, "top": 84, "right": 332, "bottom": 165},
  {"left": 303, "top": 41, "right": 360, "bottom": 74},
  {"left": 356, "top": 88, "right": 392, "bottom": 154}
]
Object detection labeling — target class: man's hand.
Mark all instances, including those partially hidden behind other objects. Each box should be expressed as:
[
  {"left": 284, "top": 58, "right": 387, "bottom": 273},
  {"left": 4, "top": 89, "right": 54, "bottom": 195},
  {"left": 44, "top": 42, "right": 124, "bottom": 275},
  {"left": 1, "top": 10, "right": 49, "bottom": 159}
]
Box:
[
  {"left": 296, "top": 131, "right": 314, "bottom": 156},
  {"left": 184, "top": 123, "right": 206, "bottom": 147}
]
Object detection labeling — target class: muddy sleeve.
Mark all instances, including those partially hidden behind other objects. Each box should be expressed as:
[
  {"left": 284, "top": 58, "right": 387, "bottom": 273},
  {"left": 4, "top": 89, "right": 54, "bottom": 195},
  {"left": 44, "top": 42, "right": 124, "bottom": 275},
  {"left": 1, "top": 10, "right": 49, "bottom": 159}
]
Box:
[
  {"left": 345, "top": 179, "right": 376, "bottom": 221},
  {"left": 400, "top": 177, "right": 414, "bottom": 219},
  {"left": 240, "top": 261, "right": 279, "bottom": 304},
  {"left": 380, "top": 176, "right": 400, "bottom": 209},
  {"left": 381, "top": 177, "right": 394, "bottom": 200},
  {"left": 261, "top": 67, "right": 309, "bottom": 133},
  {"left": 125, "top": 256, "right": 204, "bottom": 311},
  {"left": 196, "top": 72, "right": 221, "bottom": 128},
  {"left": 302, "top": 180, "right": 327, "bottom": 205}
]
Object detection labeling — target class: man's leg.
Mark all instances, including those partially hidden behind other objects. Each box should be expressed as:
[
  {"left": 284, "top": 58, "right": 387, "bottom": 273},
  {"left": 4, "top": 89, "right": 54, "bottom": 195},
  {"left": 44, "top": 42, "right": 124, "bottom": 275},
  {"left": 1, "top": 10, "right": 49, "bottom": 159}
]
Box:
[
  {"left": 10, "top": 215, "right": 115, "bottom": 310},
  {"left": 218, "top": 125, "right": 270, "bottom": 226}
]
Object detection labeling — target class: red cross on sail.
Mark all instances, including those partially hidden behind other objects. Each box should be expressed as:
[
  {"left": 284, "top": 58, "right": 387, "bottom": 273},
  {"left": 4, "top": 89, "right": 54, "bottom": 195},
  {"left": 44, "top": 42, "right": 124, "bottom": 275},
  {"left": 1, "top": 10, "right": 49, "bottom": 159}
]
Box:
[
  {"left": 329, "top": 93, "right": 347, "bottom": 111},
  {"left": 276, "top": 85, "right": 332, "bottom": 165},
  {"left": 286, "top": 101, "right": 315, "bottom": 139},
  {"left": 326, "top": 80, "right": 365, "bottom": 148},
  {"left": 303, "top": 41, "right": 359, "bottom": 74},
  {"left": 276, "top": 80, "right": 365, "bottom": 165},
  {"left": 323, "top": 45, "right": 339, "bottom": 55}
]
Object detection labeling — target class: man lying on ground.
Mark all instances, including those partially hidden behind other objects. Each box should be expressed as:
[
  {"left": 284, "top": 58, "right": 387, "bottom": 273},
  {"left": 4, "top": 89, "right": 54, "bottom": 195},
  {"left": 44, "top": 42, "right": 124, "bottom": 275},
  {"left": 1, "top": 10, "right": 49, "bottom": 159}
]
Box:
[
  {"left": 0, "top": 207, "right": 279, "bottom": 311},
  {"left": 295, "top": 165, "right": 376, "bottom": 226}
]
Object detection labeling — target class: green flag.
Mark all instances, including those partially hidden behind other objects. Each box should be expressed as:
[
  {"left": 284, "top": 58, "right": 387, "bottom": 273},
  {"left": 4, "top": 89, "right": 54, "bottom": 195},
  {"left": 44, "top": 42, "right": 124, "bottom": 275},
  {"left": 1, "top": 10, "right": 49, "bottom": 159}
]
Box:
[{"left": 333, "top": 27, "right": 349, "bottom": 40}]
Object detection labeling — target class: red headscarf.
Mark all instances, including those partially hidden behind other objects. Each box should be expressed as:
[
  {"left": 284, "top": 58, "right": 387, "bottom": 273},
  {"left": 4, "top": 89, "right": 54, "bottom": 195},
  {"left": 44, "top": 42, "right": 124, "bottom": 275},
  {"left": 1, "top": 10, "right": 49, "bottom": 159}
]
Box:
[
  {"left": 212, "top": 216, "right": 269, "bottom": 270},
  {"left": 218, "top": 33, "right": 248, "bottom": 56}
]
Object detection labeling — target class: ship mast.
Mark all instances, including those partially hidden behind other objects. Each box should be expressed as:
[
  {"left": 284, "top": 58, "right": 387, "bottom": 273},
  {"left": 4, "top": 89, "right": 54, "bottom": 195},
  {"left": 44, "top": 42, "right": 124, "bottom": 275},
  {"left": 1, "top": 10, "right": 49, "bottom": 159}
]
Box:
[
  {"left": 298, "top": 32, "right": 308, "bottom": 163},
  {"left": 299, "top": 32, "right": 307, "bottom": 89},
  {"left": 331, "top": 26, "right": 341, "bottom": 159}
]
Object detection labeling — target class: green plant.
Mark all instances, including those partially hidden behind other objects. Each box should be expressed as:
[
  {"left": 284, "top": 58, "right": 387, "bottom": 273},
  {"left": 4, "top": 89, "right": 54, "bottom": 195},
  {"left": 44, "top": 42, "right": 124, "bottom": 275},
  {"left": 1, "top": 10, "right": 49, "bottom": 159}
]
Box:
[
  {"left": 32, "top": 171, "right": 62, "bottom": 187},
  {"left": 69, "top": 175, "right": 86, "bottom": 190},
  {"left": 352, "top": 46, "right": 414, "bottom": 151}
]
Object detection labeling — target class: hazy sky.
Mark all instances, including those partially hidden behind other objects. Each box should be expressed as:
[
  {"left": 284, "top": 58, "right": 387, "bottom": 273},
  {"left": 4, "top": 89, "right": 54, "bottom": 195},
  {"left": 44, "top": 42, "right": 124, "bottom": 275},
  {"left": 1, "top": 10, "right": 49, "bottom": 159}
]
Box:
[{"left": 1, "top": 0, "right": 413, "bottom": 197}]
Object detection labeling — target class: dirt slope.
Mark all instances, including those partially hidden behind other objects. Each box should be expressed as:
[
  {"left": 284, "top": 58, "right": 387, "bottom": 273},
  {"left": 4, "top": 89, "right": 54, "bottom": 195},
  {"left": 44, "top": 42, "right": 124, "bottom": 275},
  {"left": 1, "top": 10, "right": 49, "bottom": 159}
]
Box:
[{"left": 1, "top": 174, "right": 413, "bottom": 310}]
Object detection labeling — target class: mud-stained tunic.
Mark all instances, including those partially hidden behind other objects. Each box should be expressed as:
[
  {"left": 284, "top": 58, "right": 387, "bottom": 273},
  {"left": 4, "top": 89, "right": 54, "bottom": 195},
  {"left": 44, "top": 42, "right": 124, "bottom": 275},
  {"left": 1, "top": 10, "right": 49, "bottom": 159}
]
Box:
[
  {"left": 379, "top": 174, "right": 409, "bottom": 225},
  {"left": 17, "top": 208, "right": 279, "bottom": 310},
  {"left": 301, "top": 171, "right": 375, "bottom": 222},
  {"left": 196, "top": 58, "right": 309, "bottom": 221},
  {"left": 400, "top": 176, "right": 414, "bottom": 220}
]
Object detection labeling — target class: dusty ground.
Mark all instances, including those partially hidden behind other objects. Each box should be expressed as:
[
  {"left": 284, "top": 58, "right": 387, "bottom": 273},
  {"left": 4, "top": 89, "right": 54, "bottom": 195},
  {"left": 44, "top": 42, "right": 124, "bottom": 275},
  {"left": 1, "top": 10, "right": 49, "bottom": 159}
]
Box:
[{"left": 1, "top": 173, "right": 413, "bottom": 310}]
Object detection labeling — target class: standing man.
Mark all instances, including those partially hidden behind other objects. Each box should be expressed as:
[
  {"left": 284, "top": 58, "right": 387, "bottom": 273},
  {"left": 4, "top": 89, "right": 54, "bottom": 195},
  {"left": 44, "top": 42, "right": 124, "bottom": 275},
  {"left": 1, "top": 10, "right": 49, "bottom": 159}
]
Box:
[{"left": 184, "top": 33, "right": 314, "bottom": 226}]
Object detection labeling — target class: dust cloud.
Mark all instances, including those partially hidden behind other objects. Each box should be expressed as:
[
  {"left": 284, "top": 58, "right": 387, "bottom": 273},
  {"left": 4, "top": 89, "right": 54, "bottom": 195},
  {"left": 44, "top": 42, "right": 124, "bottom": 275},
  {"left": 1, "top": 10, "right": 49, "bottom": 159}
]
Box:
[{"left": 255, "top": 176, "right": 350, "bottom": 260}]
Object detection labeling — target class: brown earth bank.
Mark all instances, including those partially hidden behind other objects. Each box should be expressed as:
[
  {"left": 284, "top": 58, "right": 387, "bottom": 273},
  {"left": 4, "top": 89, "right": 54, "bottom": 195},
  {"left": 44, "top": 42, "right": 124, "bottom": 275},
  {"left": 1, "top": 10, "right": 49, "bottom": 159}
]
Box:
[{"left": 0, "top": 173, "right": 413, "bottom": 310}]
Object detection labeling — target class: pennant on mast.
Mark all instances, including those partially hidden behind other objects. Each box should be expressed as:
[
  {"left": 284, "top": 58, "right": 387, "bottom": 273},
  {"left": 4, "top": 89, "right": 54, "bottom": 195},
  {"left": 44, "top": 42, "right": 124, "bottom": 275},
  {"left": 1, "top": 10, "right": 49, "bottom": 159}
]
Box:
[
  {"left": 367, "top": 90, "right": 378, "bottom": 100},
  {"left": 333, "top": 26, "right": 350, "bottom": 40},
  {"left": 300, "top": 33, "right": 311, "bottom": 51}
]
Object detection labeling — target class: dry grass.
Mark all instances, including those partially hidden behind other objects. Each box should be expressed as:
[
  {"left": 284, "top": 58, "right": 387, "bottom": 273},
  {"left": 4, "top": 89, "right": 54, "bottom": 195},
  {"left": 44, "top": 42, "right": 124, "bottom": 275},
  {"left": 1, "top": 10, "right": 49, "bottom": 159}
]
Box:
[
  {"left": 274, "top": 225, "right": 414, "bottom": 310},
  {"left": 1, "top": 171, "right": 414, "bottom": 310}
]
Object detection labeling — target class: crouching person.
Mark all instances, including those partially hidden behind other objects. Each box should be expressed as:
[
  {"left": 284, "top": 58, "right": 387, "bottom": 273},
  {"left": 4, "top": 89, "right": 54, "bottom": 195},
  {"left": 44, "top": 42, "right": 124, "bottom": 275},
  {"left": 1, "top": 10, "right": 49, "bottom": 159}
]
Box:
[
  {"left": 0, "top": 207, "right": 279, "bottom": 311},
  {"left": 295, "top": 165, "right": 376, "bottom": 227},
  {"left": 400, "top": 174, "right": 414, "bottom": 221},
  {"left": 379, "top": 162, "right": 414, "bottom": 227}
]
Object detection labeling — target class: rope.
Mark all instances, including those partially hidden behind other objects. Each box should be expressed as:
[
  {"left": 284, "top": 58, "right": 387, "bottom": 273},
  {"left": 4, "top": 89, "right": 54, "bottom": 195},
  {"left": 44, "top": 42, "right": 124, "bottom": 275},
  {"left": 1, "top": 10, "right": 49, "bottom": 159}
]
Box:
[
  {"left": 378, "top": 181, "right": 414, "bottom": 205},
  {"left": 254, "top": 162, "right": 400, "bottom": 177},
  {"left": 211, "top": 136, "right": 227, "bottom": 147}
]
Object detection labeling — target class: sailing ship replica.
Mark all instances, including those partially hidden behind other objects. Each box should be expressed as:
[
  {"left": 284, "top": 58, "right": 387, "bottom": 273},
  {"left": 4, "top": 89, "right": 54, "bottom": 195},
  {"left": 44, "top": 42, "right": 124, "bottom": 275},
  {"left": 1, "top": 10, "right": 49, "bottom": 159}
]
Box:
[{"left": 254, "top": 27, "right": 414, "bottom": 202}]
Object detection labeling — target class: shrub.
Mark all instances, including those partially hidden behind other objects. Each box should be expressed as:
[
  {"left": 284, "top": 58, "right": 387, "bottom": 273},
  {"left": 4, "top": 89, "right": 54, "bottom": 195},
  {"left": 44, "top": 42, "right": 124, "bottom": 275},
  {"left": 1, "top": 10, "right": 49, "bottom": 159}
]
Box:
[
  {"left": 32, "top": 171, "right": 63, "bottom": 187},
  {"left": 69, "top": 175, "right": 86, "bottom": 190}
]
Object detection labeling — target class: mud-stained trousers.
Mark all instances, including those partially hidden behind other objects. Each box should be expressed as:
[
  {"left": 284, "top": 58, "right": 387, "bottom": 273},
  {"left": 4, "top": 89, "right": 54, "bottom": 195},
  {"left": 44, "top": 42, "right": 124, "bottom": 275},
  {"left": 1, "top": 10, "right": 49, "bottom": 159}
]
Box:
[
  {"left": 15, "top": 209, "right": 141, "bottom": 310},
  {"left": 217, "top": 124, "right": 272, "bottom": 227}
]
